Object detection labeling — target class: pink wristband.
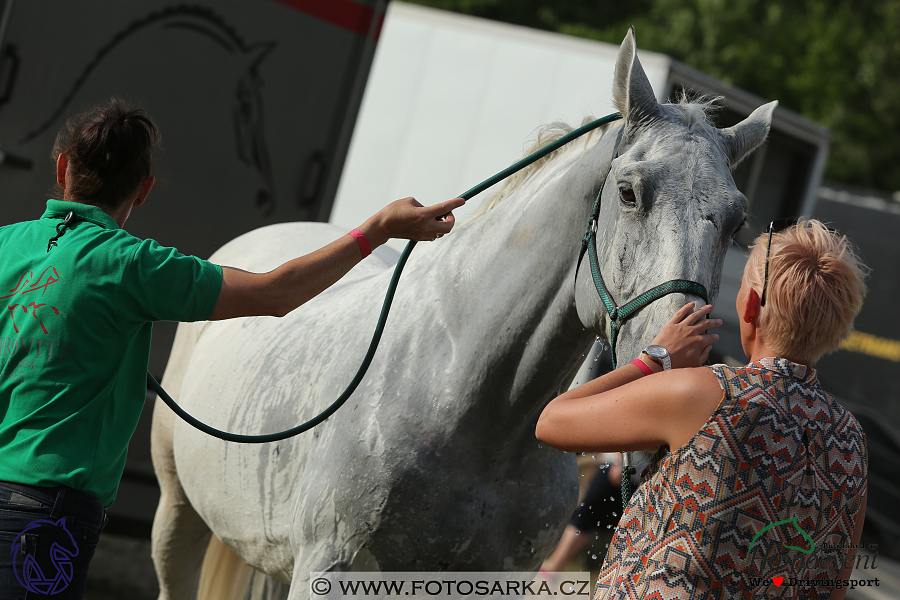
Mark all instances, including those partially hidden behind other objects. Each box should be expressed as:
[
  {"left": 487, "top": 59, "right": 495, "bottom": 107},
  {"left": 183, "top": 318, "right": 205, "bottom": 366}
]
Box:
[
  {"left": 348, "top": 228, "right": 372, "bottom": 258},
  {"left": 630, "top": 358, "right": 654, "bottom": 376}
]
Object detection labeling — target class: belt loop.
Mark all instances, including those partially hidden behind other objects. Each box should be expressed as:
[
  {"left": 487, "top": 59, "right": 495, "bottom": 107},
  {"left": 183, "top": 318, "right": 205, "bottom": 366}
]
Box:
[{"left": 51, "top": 487, "right": 67, "bottom": 519}]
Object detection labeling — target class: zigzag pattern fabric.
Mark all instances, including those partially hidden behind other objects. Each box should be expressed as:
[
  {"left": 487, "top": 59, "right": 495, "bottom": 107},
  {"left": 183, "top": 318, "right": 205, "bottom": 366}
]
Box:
[{"left": 593, "top": 358, "right": 867, "bottom": 599}]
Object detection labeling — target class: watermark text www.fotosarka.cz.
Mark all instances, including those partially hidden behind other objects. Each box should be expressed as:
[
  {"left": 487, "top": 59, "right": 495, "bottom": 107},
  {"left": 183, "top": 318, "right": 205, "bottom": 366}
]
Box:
[{"left": 310, "top": 572, "right": 591, "bottom": 600}]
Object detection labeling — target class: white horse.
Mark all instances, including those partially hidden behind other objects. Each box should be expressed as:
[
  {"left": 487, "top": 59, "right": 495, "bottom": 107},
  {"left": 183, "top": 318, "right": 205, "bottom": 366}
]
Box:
[{"left": 150, "top": 29, "right": 776, "bottom": 600}]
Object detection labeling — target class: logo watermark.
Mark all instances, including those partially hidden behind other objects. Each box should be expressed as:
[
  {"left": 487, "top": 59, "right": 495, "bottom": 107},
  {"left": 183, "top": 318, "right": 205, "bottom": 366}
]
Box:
[
  {"left": 746, "top": 517, "right": 880, "bottom": 592},
  {"left": 12, "top": 518, "right": 80, "bottom": 595},
  {"left": 310, "top": 572, "right": 592, "bottom": 600}
]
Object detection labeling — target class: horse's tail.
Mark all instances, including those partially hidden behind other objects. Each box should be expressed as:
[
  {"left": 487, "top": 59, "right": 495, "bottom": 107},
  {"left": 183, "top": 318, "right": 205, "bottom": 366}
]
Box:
[{"left": 197, "top": 534, "right": 254, "bottom": 600}]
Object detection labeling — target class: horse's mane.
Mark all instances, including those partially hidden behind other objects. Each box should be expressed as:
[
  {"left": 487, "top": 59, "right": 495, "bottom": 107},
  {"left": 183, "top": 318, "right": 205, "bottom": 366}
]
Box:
[
  {"left": 466, "top": 93, "right": 724, "bottom": 222},
  {"left": 465, "top": 116, "right": 608, "bottom": 222}
]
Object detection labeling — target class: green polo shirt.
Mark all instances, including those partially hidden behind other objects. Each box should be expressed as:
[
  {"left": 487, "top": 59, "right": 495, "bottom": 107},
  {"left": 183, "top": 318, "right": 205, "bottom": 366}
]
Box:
[{"left": 0, "top": 200, "right": 222, "bottom": 507}]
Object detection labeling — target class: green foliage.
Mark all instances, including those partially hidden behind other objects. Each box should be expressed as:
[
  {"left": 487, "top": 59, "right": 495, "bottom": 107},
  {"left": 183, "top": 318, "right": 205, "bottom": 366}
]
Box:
[{"left": 403, "top": 0, "right": 900, "bottom": 191}]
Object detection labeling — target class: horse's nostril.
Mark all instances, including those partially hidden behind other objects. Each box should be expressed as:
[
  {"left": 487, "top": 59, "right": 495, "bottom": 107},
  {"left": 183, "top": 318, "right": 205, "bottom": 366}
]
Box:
[{"left": 255, "top": 189, "right": 274, "bottom": 216}]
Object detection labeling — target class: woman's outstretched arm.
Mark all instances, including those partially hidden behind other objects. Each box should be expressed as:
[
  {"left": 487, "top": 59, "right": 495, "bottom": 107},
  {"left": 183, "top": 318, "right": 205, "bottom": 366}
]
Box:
[{"left": 209, "top": 197, "right": 464, "bottom": 320}]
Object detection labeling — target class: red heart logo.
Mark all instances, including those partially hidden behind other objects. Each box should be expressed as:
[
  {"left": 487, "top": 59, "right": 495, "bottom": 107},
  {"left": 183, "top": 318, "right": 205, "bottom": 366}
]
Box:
[{"left": 772, "top": 577, "right": 783, "bottom": 586}]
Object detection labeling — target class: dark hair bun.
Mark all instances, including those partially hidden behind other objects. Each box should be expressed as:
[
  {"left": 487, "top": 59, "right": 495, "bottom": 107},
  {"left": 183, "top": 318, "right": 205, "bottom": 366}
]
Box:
[{"left": 52, "top": 98, "right": 160, "bottom": 209}]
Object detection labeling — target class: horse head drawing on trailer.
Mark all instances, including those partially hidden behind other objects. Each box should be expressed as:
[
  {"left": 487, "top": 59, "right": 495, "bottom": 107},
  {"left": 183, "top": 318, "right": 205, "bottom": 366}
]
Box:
[
  {"left": 18, "top": 6, "right": 276, "bottom": 215},
  {"left": 150, "top": 28, "right": 776, "bottom": 600}
]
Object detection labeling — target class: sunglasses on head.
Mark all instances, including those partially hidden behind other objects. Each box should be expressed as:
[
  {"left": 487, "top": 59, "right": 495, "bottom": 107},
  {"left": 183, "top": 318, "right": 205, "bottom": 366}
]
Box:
[
  {"left": 760, "top": 217, "right": 799, "bottom": 307},
  {"left": 760, "top": 218, "right": 839, "bottom": 307}
]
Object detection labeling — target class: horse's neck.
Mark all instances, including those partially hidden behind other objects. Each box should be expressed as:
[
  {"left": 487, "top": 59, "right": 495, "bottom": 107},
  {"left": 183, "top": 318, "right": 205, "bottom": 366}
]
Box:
[{"left": 432, "top": 125, "right": 619, "bottom": 436}]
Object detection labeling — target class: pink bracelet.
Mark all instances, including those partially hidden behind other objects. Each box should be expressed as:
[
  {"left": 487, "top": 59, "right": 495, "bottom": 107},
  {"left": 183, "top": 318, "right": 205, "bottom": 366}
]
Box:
[
  {"left": 348, "top": 228, "right": 372, "bottom": 258},
  {"left": 630, "top": 358, "right": 655, "bottom": 376}
]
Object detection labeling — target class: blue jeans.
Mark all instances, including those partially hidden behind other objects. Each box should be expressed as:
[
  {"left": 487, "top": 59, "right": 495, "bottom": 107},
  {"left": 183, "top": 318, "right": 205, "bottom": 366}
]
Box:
[{"left": 0, "top": 482, "right": 106, "bottom": 600}]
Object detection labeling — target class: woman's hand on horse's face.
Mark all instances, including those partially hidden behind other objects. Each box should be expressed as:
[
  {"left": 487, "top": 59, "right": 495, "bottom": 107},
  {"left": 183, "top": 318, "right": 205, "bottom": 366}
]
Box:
[
  {"left": 649, "top": 303, "right": 722, "bottom": 369},
  {"left": 363, "top": 197, "right": 466, "bottom": 246}
]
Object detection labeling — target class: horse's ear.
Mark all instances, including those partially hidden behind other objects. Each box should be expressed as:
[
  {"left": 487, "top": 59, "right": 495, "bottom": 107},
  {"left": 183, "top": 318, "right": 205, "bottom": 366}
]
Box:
[
  {"left": 717, "top": 101, "right": 778, "bottom": 168},
  {"left": 613, "top": 26, "right": 662, "bottom": 125}
]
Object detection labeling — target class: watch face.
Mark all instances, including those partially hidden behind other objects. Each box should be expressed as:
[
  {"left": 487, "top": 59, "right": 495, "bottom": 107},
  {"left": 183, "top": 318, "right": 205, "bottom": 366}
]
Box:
[{"left": 646, "top": 345, "right": 668, "bottom": 359}]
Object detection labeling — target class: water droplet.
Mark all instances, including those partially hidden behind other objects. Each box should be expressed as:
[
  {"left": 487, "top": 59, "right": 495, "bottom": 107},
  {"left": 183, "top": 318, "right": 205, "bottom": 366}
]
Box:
[
  {"left": 545, "top": 523, "right": 550, "bottom": 528},
  {"left": 581, "top": 473, "right": 585, "bottom": 477},
  {"left": 537, "top": 443, "right": 543, "bottom": 449},
  {"left": 575, "top": 530, "right": 581, "bottom": 536},
  {"left": 592, "top": 554, "right": 598, "bottom": 560},
  {"left": 580, "top": 502, "right": 584, "bottom": 507},
  {"left": 606, "top": 524, "right": 612, "bottom": 529},
  {"left": 597, "top": 521, "right": 601, "bottom": 526},
  {"left": 592, "top": 455, "right": 597, "bottom": 460},
  {"left": 612, "top": 511, "right": 617, "bottom": 516},
  {"left": 581, "top": 452, "right": 586, "bottom": 456},
  {"left": 531, "top": 548, "right": 535, "bottom": 554},
  {"left": 605, "top": 543, "right": 609, "bottom": 548}
]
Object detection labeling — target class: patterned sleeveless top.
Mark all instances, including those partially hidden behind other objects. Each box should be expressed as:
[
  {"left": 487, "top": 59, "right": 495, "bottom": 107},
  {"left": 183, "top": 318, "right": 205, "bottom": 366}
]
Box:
[{"left": 593, "top": 358, "right": 867, "bottom": 599}]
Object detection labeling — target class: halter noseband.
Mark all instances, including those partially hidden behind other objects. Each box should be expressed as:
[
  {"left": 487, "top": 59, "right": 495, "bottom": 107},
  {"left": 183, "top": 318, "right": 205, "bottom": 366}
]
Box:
[{"left": 574, "top": 132, "right": 709, "bottom": 368}]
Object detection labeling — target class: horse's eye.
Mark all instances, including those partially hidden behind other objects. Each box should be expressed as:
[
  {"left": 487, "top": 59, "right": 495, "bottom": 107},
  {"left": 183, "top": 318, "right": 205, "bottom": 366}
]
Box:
[
  {"left": 733, "top": 218, "right": 748, "bottom": 240},
  {"left": 619, "top": 185, "right": 636, "bottom": 206}
]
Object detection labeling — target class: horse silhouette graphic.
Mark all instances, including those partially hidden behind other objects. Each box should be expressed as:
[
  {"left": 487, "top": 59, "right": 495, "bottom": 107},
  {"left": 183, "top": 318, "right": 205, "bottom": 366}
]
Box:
[
  {"left": 12, "top": 518, "right": 80, "bottom": 594},
  {"left": 19, "top": 6, "right": 277, "bottom": 215},
  {"left": 749, "top": 516, "right": 816, "bottom": 555}
]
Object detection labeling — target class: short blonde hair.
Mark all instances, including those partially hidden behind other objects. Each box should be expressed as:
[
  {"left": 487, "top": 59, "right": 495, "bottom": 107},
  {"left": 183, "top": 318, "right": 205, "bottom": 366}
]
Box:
[{"left": 744, "top": 219, "right": 868, "bottom": 364}]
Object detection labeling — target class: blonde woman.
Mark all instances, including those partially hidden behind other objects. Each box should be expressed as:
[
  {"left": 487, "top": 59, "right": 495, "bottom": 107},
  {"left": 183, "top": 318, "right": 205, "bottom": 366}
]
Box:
[{"left": 538, "top": 219, "right": 868, "bottom": 600}]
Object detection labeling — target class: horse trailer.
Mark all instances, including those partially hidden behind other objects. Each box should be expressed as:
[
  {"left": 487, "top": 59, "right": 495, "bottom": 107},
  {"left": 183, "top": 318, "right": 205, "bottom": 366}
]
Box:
[{"left": 0, "top": 0, "right": 387, "bottom": 535}]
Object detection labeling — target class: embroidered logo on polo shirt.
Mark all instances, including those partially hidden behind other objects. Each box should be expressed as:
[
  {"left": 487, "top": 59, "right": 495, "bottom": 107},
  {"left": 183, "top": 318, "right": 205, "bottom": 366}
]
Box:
[{"left": 2, "top": 267, "right": 62, "bottom": 335}]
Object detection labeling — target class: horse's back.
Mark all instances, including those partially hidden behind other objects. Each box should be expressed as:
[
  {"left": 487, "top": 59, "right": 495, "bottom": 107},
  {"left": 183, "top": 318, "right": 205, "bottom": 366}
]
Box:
[
  {"left": 157, "top": 221, "right": 399, "bottom": 428},
  {"left": 209, "top": 221, "right": 400, "bottom": 279}
]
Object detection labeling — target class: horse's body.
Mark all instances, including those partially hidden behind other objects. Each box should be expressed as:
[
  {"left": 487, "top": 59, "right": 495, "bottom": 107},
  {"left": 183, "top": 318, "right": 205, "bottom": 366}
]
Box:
[{"left": 151, "top": 30, "right": 776, "bottom": 600}]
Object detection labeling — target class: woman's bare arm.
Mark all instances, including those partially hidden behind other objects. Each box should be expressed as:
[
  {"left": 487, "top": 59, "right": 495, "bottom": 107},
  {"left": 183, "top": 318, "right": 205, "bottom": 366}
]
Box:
[
  {"left": 209, "top": 197, "right": 464, "bottom": 320},
  {"left": 536, "top": 303, "right": 724, "bottom": 453}
]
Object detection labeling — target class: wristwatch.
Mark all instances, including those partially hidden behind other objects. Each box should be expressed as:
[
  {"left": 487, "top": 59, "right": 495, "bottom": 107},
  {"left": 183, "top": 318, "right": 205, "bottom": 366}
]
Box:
[{"left": 642, "top": 345, "right": 671, "bottom": 371}]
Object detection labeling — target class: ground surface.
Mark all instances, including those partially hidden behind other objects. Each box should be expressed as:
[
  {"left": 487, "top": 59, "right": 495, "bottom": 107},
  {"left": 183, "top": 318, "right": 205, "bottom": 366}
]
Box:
[
  {"left": 84, "top": 533, "right": 158, "bottom": 600},
  {"left": 78, "top": 519, "right": 899, "bottom": 600}
]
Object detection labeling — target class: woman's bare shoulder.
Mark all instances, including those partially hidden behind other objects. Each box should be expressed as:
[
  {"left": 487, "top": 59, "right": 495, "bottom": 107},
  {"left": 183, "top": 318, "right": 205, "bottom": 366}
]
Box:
[{"left": 642, "top": 367, "right": 725, "bottom": 451}]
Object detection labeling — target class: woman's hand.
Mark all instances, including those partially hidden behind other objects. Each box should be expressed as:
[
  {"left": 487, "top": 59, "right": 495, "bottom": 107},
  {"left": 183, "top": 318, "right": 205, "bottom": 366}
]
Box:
[
  {"left": 647, "top": 303, "right": 722, "bottom": 369},
  {"left": 360, "top": 197, "right": 466, "bottom": 246}
]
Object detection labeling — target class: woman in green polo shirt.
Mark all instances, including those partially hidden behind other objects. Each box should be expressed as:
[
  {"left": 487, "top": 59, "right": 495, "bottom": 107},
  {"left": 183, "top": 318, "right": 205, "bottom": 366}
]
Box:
[{"left": 0, "top": 99, "right": 463, "bottom": 599}]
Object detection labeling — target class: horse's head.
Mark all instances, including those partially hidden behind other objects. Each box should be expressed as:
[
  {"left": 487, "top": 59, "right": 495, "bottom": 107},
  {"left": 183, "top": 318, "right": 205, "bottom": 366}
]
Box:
[{"left": 575, "top": 27, "right": 776, "bottom": 365}]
